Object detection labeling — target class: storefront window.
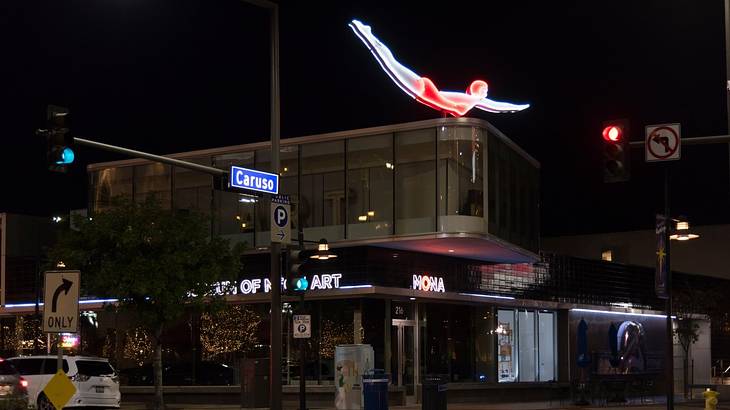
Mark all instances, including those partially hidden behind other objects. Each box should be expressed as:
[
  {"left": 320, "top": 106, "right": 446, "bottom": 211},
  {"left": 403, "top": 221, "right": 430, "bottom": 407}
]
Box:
[
  {"left": 347, "top": 134, "right": 393, "bottom": 239},
  {"left": 497, "top": 309, "right": 517, "bottom": 382},
  {"left": 173, "top": 157, "right": 212, "bottom": 215},
  {"left": 395, "top": 129, "right": 436, "bottom": 234},
  {"left": 134, "top": 163, "right": 172, "bottom": 209},
  {"left": 498, "top": 308, "right": 556, "bottom": 383},
  {"left": 438, "top": 126, "right": 484, "bottom": 217},
  {"left": 300, "top": 141, "right": 345, "bottom": 241},
  {"left": 254, "top": 147, "right": 299, "bottom": 246},
  {"left": 422, "top": 303, "right": 476, "bottom": 382},
  {"left": 538, "top": 311, "right": 556, "bottom": 381},
  {"left": 518, "top": 310, "right": 536, "bottom": 381},
  {"left": 91, "top": 167, "right": 133, "bottom": 211},
  {"left": 213, "top": 152, "right": 255, "bottom": 247}
]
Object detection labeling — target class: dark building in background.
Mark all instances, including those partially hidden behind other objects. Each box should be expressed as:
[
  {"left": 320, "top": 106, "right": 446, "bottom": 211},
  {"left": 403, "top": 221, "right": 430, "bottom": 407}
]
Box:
[{"left": 0, "top": 213, "right": 57, "bottom": 306}]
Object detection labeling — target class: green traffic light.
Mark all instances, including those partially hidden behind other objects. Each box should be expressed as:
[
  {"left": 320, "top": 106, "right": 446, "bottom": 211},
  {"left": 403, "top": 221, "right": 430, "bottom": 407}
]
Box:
[{"left": 294, "top": 276, "right": 308, "bottom": 291}]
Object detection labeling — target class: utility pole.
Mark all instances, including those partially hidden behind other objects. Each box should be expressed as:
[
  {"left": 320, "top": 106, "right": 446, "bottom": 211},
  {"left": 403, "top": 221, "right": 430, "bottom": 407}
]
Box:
[
  {"left": 725, "top": 0, "right": 730, "bottom": 190},
  {"left": 664, "top": 169, "right": 674, "bottom": 410},
  {"left": 240, "top": 1, "right": 282, "bottom": 408}
]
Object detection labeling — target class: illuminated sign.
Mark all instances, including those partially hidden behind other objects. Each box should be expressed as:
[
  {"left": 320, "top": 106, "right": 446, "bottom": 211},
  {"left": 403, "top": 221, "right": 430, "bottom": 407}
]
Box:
[
  {"left": 349, "top": 19, "right": 529, "bottom": 117},
  {"left": 412, "top": 274, "right": 445, "bottom": 292},
  {"left": 213, "top": 274, "right": 343, "bottom": 296},
  {"left": 229, "top": 166, "right": 279, "bottom": 195},
  {"left": 61, "top": 333, "right": 79, "bottom": 349}
]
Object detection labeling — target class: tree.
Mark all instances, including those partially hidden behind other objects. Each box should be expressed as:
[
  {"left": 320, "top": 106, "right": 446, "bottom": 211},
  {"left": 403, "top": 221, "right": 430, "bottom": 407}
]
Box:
[
  {"left": 200, "top": 304, "right": 261, "bottom": 362},
  {"left": 49, "top": 197, "right": 240, "bottom": 409},
  {"left": 672, "top": 280, "right": 721, "bottom": 399}
]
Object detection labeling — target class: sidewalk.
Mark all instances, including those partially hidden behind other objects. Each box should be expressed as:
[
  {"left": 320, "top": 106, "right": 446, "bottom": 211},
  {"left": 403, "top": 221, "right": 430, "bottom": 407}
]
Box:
[{"left": 120, "top": 400, "right": 711, "bottom": 410}]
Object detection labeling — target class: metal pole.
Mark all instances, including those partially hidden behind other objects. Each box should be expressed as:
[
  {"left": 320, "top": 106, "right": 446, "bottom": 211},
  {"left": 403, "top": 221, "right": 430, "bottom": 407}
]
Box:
[
  {"left": 237, "top": 4, "right": 281, "bottom": 406},
  {"left": 73, "top": 137, "right": 228, "bottom": 176},
  {"left": 665, "top": 167, "right": 674, "bottom": 410},
  {"left": 268, "top": 3, "right": 282, "bottom": 410},
  {"left": 724, "top": 0, "right": 730, "bottom": 194},
  {"left": 57, "top": 335, "right": 63, "bottom": 374},
  {"left": 299, "top": 294, "right": 306, "bottom": 410}
]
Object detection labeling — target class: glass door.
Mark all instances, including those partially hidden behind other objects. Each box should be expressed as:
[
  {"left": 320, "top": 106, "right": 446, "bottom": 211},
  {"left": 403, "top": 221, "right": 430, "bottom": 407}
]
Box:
[{"left": 392, "top": 320, "right": 416, "bottom": 397}]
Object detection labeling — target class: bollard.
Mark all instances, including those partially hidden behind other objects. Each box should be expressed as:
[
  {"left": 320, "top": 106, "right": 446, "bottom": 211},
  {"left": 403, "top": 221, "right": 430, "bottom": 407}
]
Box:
[{"left": 703, "top": 388, "right": 719, "bottom": 410}]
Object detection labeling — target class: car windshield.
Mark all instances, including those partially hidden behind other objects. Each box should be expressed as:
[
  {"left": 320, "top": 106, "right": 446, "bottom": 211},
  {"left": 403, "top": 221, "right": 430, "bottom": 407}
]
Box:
[
  {"left": 76, "top": 360, "right": 115, "bottom": 376},
  {"left": 0, "top": 361, "right": 18, "bottom": 375}
]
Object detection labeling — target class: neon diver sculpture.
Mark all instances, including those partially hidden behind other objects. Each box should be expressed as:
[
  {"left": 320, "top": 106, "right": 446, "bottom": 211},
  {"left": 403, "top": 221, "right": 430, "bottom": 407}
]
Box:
[{"left": 349, "top": 19, "right": 530, "bottom": 117}]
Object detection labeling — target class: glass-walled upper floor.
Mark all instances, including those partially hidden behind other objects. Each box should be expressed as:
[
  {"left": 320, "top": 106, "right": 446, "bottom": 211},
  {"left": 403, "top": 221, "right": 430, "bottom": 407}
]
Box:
[{"left": 89, "top": 119, "right": 539, "bottom": 253}]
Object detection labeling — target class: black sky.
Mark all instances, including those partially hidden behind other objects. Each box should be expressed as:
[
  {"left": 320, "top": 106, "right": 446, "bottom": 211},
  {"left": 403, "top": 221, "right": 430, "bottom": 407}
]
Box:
[{"left": 2, "top": 0, "right": 729, "bottom": 236}]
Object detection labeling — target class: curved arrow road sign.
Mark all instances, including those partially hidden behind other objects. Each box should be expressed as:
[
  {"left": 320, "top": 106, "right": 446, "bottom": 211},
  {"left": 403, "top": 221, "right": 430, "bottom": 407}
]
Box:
[{"left": 43, "top": 271, "right": 80, "bottom": 333}]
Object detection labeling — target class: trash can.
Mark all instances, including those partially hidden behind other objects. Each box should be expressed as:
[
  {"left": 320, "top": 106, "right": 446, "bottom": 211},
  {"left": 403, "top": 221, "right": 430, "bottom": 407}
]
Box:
[
  {"left": 363, "top": 370, "right": 389, "bottom": 410},
  {"left": 422, "top": 374, "right": 447, "bottom": 410}
]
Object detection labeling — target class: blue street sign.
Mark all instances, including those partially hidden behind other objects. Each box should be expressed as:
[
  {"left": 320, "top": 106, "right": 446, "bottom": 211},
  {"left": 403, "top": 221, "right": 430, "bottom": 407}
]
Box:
[{"left": 229, "top": 166, "right": 279, "bottom": 195}]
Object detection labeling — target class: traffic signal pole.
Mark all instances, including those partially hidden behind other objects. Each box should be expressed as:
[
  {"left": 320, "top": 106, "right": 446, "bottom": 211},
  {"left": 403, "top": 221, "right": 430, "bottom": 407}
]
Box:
[
  {"left": 73, "top": 137, "right": 228, "bottom": 177},
  {"left": 664, "top": 168, "right": 674, "bottom": 410}
]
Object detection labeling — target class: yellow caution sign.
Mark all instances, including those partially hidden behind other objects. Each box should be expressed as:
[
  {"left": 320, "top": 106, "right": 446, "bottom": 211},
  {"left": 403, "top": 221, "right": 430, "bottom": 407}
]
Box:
[{"left": 42, "top": 370, "right": 77, "bottom": 410}]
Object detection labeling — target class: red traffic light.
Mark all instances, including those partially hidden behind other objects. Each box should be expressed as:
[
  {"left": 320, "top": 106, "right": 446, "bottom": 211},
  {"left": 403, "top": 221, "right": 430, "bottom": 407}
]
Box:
[{"left": 602, "top": 125, "right": 623, "bottom": 142}]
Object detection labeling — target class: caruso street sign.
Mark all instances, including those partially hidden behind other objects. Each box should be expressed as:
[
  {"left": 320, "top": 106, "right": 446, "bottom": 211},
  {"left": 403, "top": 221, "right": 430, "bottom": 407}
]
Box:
[{"left": 229, "top": 166, "right": 279, "bottom": 195}]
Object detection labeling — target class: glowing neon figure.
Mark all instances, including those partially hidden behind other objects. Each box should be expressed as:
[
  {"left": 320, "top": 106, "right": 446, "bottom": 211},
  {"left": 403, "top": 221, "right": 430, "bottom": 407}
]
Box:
[{"left": 349, "top": 19, "right": 530, "bottom": 117}]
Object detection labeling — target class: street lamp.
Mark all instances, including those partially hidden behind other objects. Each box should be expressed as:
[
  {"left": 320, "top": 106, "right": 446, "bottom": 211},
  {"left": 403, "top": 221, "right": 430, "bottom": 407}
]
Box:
[
  {"left": 670, "top": 217, "right": 700, "bottom": 241},
  {"left": 309, "top": 239, "right": 337, "bottom": 260},
  {"left": 662, "top": 214, "right": 699, "bottom": 410}
]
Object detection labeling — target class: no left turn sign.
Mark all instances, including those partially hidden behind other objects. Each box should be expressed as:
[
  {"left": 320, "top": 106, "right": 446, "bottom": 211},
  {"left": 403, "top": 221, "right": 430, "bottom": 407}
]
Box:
[{"left": 645, "top": 123, "right": 681, "bottom": 162}]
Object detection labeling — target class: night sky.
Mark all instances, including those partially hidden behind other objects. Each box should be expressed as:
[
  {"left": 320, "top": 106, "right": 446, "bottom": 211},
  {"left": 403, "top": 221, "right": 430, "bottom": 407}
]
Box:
[{"left": 2, "top": 0, "right": 729, "bottom": 236}]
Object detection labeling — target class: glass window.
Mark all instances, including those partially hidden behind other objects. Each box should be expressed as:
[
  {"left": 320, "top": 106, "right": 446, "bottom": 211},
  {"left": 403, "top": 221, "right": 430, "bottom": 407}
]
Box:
[
  {"left": 538, "top": 311, "right": 556, "bottom": 381},
  {"left": 134, "top": 163, "right": 172, "bottom": 209},
  {"left": 422, "top": 303, "right": 475, "bottom": 382},
  {"left": 347, "top": 134, "right": 393, "bottom": 239},
  {"left": 75, "top": 360, "right": 115, "bottom": 376},
  {"left": 254, "top": 147, "right": 299, "bottom": 246},
  {"left": 517, "top": 310, "right": 536, "bottom": 382},
  {"left": 300, "top": 141, "right": 345, "bottom": 241},
  {"left": 213, "top": 152, "right": 255, "bottom": 247},
  {"left": 91, "top": 167, "right": 133, "bottom": 211},
  {"left": 395, "top": 129, "right": 436, "bottom": 234},
  {"left": 498, "top": 308, "right": 556, "bottom": 383},
  {"left": 0, "top": 361, "right": 18, "bottom": 375},
  {"left": 42, "top": 359, "right": 69, "bottom": 374},
  {"left": 173, "top": 157, "right": 212, "bottom": 215},
  {"left": 438, "top": 126, "right": 484, "bottom": 217},
  {"left": 9, "top": 358, "right": 44, "bottom": 375},
  {"left": 473, "top": 306, "right": 495, "bottom": 382},
  {"left": 497, "top": 309, "right": 517, "bottom": 382}
]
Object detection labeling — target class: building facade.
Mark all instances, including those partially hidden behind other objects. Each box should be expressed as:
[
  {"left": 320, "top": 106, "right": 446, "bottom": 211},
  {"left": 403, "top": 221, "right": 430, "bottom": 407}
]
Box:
[{"left": 4, "top": 118, "right": 719, "bottom": 404}]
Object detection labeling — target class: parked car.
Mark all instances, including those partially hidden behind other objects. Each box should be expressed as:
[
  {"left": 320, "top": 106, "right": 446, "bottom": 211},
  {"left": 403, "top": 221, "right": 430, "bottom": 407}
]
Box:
[
  {"left": 0, "top": 358, "right": 28, "bottom": 408},
  {"left": 7, "top": 355, "right": 120, "bottom": 409},
  {"left": 121, "top": 361, "right": 236, "bottom": 386}
]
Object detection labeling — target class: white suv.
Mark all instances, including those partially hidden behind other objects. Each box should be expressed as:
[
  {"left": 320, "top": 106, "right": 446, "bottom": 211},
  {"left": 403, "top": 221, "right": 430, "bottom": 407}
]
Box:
[{"left": 7, "top": 355, "right": 120, "bottom": 409}]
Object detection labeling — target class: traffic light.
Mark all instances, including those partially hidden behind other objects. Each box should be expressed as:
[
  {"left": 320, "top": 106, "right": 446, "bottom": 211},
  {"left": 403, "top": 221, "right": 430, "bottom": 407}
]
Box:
[
  {"left": 285, "top": 248, "right": 309, "bottom": 295},
  {"left": 39, "top": 105, "right": 75, "bottom": 173},
  {"left": 602, "top": 119, "right": 630, "bottom": 183}
]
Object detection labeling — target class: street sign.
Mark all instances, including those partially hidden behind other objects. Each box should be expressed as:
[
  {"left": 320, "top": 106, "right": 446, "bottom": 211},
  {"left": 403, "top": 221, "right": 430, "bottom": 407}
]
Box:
[
  {"left": 293, "top": 314, "right": 311, "bottom": 339},
  {"left": 43, "top": 370, "right": 77, "bottom": 409},
  {"left": 645, "top": 123, "right": 681, "bottom": 162},
  {"left": 229, "top": 166, "right": 279, "bottom": 195},
  {"left": 271, "top": 196, "right": 291, "bottom": 244},
  {"left": 43, "top": 270, "right": 80, "bottom": 333}
]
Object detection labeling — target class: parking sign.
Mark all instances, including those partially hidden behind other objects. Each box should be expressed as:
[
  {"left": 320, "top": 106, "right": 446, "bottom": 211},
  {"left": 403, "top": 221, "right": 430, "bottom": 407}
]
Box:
[{"left": 271, "top": 196, "right": 291, "bottom": 244}]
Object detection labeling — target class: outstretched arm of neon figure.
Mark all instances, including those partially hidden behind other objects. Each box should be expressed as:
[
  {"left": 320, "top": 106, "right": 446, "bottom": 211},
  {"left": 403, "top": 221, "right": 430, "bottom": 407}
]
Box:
[
  {"left": 349, "top": 19, "right": 425, "bottom": 98},
  {"left": 475, "top": 98, "right": 530, "bottom": 113}
]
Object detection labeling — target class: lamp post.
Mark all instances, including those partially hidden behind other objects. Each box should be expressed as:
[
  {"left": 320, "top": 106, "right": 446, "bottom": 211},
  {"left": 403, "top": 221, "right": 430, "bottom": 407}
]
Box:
[
  {"left": 291, "top": 234, "right": 336, "bottom": 410},
  {"left": 660, "top": 182, "right": 700, "bottom": 410}
]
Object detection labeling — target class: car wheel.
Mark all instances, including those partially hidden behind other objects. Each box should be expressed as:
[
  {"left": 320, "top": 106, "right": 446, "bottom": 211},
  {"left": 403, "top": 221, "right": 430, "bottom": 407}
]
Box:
[{"left": 37, "top": 394, "right": 54, "bottom": 410}]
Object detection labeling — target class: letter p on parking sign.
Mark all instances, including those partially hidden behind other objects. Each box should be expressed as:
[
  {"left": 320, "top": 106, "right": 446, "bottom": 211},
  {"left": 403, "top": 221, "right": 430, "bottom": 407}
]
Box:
[{"left": 271, "top": 196, "right": 291, "bottom": 244}]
